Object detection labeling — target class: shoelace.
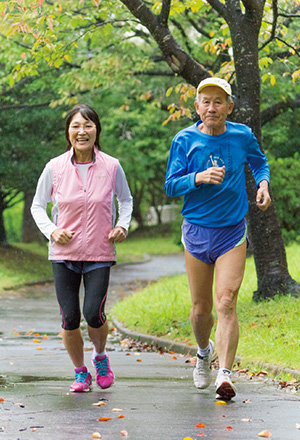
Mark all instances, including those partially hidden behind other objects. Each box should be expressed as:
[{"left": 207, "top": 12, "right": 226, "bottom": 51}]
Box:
[
  {"left": 75, "top": 371, "right": 89, "bottom": 383},
  {"left": 94, "top": 358, "right": 108, "bottom": 375}
]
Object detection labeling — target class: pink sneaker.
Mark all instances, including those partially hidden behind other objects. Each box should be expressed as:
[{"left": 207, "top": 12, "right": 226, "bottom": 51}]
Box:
[
  {"left": 70, "top": 366, "right": 92, "bottom": 392},
  {"left": 92, "top": 354, "right": 114, "bottom": 389}
]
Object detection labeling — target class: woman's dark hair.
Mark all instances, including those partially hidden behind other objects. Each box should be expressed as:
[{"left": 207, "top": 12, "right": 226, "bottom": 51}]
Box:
[{"left": 65, "top": 104, "right": 101, "bottom": 151}]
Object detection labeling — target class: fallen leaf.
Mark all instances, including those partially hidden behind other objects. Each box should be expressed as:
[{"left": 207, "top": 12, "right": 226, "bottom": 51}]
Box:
[
  {"left": 136, "top": 358, "right": 142, "bottom": 362},
  {"left": 241, "top": 418, "right": 252, "bottom": 422},
  {"left": 93, "top": 401, "right": 107, "bottom": 406},
  {"left": 183, "top": 438, "right": 193, "bottom": 440},
  {"left": 243, "top": 399, "right": 252, "bottom": 404},
  {"left": 32, "top": 428, "right": 37, "bottom": 432},
  {"left": 36, "top": 347, "right": 43, "bottom": 350},
  {"left": 258, "top": 430, "right": 272, "bottom": 438},
  {"left": 0, "top": 398, "right": 4, "bottom": 402},
  {"left": 33, "top": 339, "right": 41, "bottom": 343},
  {"left": 237, "top": 368, "right": 249, "bottom": 374},
  {"left": 226, "top": 426, "right": 233, "bottom": 430},
  {"left": 91, "top": 433, "right": 101, "bottom": 439},
  {"left": 171, "top": 356, "right": 177, "bottom": 360},
  {"left": 43, "top": 335, "right": 49, "bottom": 340},
  {"left": 118, "top": 414, "right": 125, "bottom": 419},
  {"left": 296, "top": 423, "right": 300, "bottom": 430},
  {"left": 120, "top": 430, "right": 128, "bottom": 436},
  {"left": 257, "top": 371, "right": 268, "bottom": 377},
  {"left": 125, "top": 353, "right": 131, "bottom": 356},
  {"left": 112, "top": 408, "right": 122, "bottom": 412},
  {"left": 215, "top": 400, "right": 226, "bottom": 405},
  {"left": 98, "top": 417, "right": 112, "bottom": 422},
  {"left": 195, "top": 423, "right": 206, "bottom": 428},
  {"left": 197, "top": 434, "right": 206, "bottom": 437}
]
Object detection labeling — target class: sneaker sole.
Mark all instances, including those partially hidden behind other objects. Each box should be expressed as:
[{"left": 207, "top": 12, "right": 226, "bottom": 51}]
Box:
[
  {"left": 216, "top": 381, "right": 236, "bottom": 400},
  {"left": 70, "top": 385, "right": 92, "bottom": 393}
]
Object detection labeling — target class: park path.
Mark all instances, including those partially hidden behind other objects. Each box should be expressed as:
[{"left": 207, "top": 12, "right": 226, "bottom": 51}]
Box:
[{"left": 0, "top": 255, "right": 300, "bottom": 440}]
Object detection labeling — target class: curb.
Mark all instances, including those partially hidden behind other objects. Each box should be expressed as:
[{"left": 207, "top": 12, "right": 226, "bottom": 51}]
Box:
[
  {"left": 112, "top": 317, "right": 197, "bottom": 356},
  {"left": 112, "top": 317, "right": 300, "bottom": 380}
]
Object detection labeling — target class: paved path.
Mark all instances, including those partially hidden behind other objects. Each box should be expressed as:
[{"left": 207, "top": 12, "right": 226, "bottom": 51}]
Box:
[{"left": 1, "top": 255, "right": 300, "bottom": 440}]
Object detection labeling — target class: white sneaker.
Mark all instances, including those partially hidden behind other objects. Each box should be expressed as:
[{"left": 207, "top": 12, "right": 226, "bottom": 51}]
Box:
[
  {"left": 193, "top": 340, "right": 214, "bottom": 389},
  {"left": 215, "top": 370, "right": 236, "bottom": 400}
]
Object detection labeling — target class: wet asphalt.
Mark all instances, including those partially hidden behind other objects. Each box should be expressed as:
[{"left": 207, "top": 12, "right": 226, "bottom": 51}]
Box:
[{"left": 1, "top": 255, "right": 300, "bottom": 440}]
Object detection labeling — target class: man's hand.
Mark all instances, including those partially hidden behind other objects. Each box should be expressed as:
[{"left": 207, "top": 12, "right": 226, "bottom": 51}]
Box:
[
  {"left": 108, "top": 226, "right": 127, "bottom": 243},
  {"left": 256, "top": 180, "right": 271, "bottom": 211},
  {"left": 195, "top": 166, "right": 225, "bottom": 187},
  {"left": 51, "top": 228, "right": 75, "bottom": 245}
]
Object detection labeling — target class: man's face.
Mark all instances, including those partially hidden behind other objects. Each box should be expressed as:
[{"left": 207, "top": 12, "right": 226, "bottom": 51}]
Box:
[{"left": 195, "top": 86, "right": 234, "bottom": 135}]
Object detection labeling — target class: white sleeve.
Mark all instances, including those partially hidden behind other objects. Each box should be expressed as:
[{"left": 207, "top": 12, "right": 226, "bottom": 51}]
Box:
[
  {"left": 31, "top": 162, "right": 57, "bottom": 240},
  {"left": 115, "top": 163, "right": 133, "bottom": 232}
]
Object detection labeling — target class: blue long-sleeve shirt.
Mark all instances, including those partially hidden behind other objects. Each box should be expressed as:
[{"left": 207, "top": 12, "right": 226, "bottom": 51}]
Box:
[{"left": 165, "top": 120, "right": 270, "bottom": 228}]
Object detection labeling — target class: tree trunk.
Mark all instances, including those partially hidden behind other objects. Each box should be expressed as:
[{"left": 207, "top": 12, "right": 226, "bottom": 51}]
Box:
[
  {"left": 0, "top": 190, "right": 8, "bottom": 246},
  {"left": 228, "top": 8, "right": 299, "bottom": 300},
  {"left": 21, "top": 192, "right": 43, "bottom": 243}
]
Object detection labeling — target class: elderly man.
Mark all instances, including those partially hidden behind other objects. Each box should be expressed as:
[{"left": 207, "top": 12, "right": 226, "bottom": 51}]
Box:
[{"left": 165, "top": 77, "right": 271, "bottom": 400}]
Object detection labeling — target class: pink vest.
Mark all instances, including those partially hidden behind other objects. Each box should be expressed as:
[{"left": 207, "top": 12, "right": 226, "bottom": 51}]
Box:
[{"left": 49, "top": 148, "right": 119, "bottom": 261}]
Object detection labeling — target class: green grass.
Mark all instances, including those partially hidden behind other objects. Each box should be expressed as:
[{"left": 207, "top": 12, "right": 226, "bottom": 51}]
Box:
[
  {"left": 0, "top": 242, "right": 53, "bottom": 290},
  {"left": 111, "top": 242, "right": 300, "bottom": 373}
]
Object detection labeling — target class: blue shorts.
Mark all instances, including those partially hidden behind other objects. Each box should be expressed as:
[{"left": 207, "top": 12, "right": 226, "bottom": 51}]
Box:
[{"left": 182, "top": 218, "right": 248, "bottom": 264}]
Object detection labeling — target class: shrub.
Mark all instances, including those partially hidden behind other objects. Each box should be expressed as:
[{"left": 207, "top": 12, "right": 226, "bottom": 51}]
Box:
[{"left": 269, "top": 153, "right": 300, "bottom": 244}]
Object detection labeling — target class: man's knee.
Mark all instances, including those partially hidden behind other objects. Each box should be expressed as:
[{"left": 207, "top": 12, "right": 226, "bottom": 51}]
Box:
[
  {"left": 191, "top": 301, "right": 213, "bottom": 320},
  {"left": 215, "top": 289, "right": 238, "bottom": 315}
]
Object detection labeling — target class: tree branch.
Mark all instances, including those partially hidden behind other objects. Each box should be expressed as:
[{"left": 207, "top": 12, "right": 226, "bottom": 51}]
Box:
[
  {"left": 120, "top": 0, "right": 210, "bottom": 86},
  {"left": 260, "top": 0, "right": 278, "bottom": 50},
  {"left": 159, "top": 0, "right": 171, "bottom": 25},
  {"left": 186, "top": 16, "right": 212, "bottom": 39},
  {"left": 206, "top": 0, "right": 228, "bottom": 19},
  {"left": 261, "top": 97, "right": 300, "bottom": 125}
]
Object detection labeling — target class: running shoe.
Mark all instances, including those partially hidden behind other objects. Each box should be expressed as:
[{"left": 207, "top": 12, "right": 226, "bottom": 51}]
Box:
[
  {"left": 70, "top": 366, "right": 92, "bottom": 392},
  {"left": 92, "top": 354, "right": 114, "bottom": 389},
  {"left": 193, "top": 340, "right": 214, "bottom": 389},
  {"left": 215, "top": 370, "right": 236, "bottom": 400}
]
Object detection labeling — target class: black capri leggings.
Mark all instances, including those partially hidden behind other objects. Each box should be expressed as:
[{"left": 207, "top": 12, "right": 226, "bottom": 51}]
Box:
[{"left": 52, "top": 263, "right": 110, "bottom": 331}]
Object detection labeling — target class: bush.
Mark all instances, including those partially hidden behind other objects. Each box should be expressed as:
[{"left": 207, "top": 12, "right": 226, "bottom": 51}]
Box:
[{"left": 269, "top": 153, "right": 300, "bottom": 244}]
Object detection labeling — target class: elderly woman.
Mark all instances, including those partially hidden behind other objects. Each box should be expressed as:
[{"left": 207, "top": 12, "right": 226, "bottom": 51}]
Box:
[{"left": 31, "top": 104, "right": 133, "bottom": 392}]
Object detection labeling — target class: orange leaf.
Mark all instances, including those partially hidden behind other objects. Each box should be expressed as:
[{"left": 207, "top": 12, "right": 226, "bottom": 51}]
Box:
[
  {"left": 93, "top": 401, "right": 106, "bottom": 406},
  {"left": 98, "top": 417, "right": 112, "bottom": 422},
  {"left": 120, "top": 431, "right": 128, "bottom": 436},
  {"left": 196, "top": 423, "right": 206, "bottom": 428},
  {"left": 118, "top": 414, "right": 125, "bottom": 419},
  {"left": 136, "top": 358, "right": 142, "bottom": 362},
  {"left": 0, "top": 398, "right": 4, "bottom": 402},
  {"left": 33, "top": 339, "right": 41, "bottom": 343},
  {"left": 169, "top": 351, "right": 175, "bottom": 354},
  {"left": 197, "top": 435, "right": 206, "bottom": 437},
  {"left": 36, "top": 347, "right": 43, "bottom": 350},
  {"left": 125, "top": 353, "right": 131, "bottom": 356},
  {"left": 215, "top": 400, "right": 226, "bottom": 405},
  {"left": 226, "top": 426, "right": 233, "bottom": 430},
  {"left": 43, "top": 334, "right": 49, "bottom": 339},
  {"left": 91, "top": 433, "right": 101, "bottom": 439},
  {"left": 172, "top": 356, "right": 177, "bottom": 360},
  {"left": 258, "top": 430, "right": 272, "bottom": 438}
]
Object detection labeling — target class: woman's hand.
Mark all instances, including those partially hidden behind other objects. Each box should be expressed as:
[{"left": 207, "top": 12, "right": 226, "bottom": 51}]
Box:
[
  {"left": 108, "top": 226, "right": 127, "bottom": 243},
  {"left": 51, "top": 228, "right": 75, "bottom": 245}
]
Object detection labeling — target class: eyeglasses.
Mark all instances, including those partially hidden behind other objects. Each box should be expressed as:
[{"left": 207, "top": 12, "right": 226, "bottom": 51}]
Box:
[{"left": 69, "top": 123, "right": 96, "bottom": 132}]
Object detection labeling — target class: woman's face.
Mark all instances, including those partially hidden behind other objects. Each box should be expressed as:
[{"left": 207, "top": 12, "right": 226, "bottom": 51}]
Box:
[{"left": 68, "top": 112, "right": 97, "bottom": 159}]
